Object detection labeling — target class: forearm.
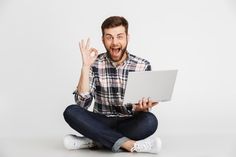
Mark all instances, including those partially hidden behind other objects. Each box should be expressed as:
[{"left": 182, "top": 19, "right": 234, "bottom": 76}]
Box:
[{"left": 77, "top": 66, "right": 91, "bottom": 94}]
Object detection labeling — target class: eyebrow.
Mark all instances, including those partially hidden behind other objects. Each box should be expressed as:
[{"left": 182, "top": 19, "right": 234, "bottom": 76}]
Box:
[{"left": 105, "top": 33, "right": 125, "bottom": 36}]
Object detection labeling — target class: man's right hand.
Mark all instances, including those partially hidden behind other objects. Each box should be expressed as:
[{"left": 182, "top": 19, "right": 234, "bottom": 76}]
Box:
[{"left": 79, "top": 38, "right": 98, "bottom": 67}]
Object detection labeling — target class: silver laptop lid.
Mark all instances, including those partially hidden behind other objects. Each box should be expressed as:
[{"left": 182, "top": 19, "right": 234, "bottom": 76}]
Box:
[{"left": 123, "top": 70, "right": 178, "bottom": 104}]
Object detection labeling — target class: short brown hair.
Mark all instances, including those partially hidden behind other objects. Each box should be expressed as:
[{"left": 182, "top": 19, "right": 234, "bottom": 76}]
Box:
[{"left": 101, "top": 16, "right": 128, "bottom": 36}]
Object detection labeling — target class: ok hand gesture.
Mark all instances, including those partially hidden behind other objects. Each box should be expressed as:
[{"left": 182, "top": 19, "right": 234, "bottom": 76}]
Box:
[{"left": 79, "top": 38, "right": 98, "bottom": 67}]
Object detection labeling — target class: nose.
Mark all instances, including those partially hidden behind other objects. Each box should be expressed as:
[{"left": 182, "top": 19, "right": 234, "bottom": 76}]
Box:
[{"left": 112, "top": 37, "right": 118, "bottom": 45}]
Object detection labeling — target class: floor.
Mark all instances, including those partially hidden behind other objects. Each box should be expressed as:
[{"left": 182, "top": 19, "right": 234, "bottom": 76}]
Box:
[{"left": 1, "top": 133, "right": 235, "bottom": 157}]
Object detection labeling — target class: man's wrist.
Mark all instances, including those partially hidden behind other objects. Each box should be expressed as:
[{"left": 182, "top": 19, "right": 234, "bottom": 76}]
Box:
[{"left": 81, "top": 65, "right": 90, "bottom": 70}]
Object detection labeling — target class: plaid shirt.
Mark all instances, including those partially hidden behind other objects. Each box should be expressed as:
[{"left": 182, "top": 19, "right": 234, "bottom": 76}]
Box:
[{"left": 74, "top": 52, "right": 151, "bottom": 117}]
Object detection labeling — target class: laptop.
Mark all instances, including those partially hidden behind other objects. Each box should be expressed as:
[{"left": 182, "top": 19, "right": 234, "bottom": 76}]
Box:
[{"left": 123, "top": 70, "right": 178, "bottom": 104}]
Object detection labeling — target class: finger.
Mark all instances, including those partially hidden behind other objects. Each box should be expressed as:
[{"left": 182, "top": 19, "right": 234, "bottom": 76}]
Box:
[
  {"left": 152, "top": 101, "right": 158, "bottom": 107},
  {"left": 79, "top": 41, "right": 82, "bottom": 53},
  {"left": 80, "top": 39, "right": 84, "bottom": 49},
  {"left": 142, "top": 97, "right": 148, "bottom": 108},
  {"left": 138, "top": 99, "right": 143, "bottom": 109},
  {"left": 138, "top": 99, "right": 142, "bottom": 106},
  {"left": 147, "top": 97, "right": 153, "bottom": 108},
  {"left": 79, "top": 41, "right": 86, "bottom": 57},
  {"left": 142, "top": 97, "right": 146, "bottom": 103},
  {"left": 89, "top": 48, "right": 96, "bottom": 53},
  {"left": 85, "top": 38, "right": 90, "bottom": 49},
  {"left": 94, "top": 49, "right": 99, "bottom": 57},
  {"left": 89, "top": 48, "right": 98, "bottom": 57}
]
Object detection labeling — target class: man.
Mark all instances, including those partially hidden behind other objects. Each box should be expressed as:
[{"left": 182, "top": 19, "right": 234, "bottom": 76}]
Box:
[{"left": 63, "top": 16, "right": 162, "bottom": 153}]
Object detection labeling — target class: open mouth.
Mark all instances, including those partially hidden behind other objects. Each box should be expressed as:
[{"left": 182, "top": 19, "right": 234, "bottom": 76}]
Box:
[{"left": 111, "top": 48, "right": 121, "bottom": 55}]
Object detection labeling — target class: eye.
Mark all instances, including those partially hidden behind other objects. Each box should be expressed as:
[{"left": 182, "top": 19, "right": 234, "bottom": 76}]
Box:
[
  {"left": 105, "top": 35, "right": 113, "bottom": 40},
  {"left": 117, "top": 35, "right": 124, "bottom": 40}
]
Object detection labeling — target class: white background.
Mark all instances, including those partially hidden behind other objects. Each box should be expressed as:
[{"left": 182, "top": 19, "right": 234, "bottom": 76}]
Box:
[{"left": 0, "top": 0, "right": 236, "bottom": 139}]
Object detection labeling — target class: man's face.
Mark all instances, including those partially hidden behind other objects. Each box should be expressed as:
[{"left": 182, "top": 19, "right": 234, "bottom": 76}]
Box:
[{"left": 102, "top": 25, "right": 128, "bottom": 62}]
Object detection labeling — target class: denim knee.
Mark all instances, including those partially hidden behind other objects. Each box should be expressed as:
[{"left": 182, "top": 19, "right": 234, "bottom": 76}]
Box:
[
  {"left": 63, "top": 104, "right": 81, "bottom": 121},
  {"left": 141, "top": 112, "right": 158, "bottom": 134}
]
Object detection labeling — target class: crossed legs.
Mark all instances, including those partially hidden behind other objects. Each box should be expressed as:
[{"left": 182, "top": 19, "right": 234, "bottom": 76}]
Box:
[{"left": 63, "top": 104, "right": 158, "bottom": 152}]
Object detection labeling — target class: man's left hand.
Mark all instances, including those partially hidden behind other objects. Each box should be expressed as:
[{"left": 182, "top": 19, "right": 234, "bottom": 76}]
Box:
[{"left": 133, "top": 97, "right": 158, "bottom": 112}]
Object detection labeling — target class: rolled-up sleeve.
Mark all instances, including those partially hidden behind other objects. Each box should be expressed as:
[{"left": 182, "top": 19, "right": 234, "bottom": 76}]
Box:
[
  {"left": 73, "top": 91, "right": 93, "bottom": 109},
  {"left": 125, "top": 103, "right": 135, "bottom": 115},
  {"left": 145, "top": 63, "right": 152, "bottom": 71},
  {"left": 73, "top": 67, "right": 95, "bottom": 109}
]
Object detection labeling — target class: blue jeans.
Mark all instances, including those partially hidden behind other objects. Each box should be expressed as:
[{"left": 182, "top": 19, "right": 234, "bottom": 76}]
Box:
[{"left": 63, "top": 105, "right": 158, "bottom": 152}]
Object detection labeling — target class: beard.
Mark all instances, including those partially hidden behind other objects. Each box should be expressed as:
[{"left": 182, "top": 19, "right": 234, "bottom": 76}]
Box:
[{"left": 106, "top": 44, "right": 128, "bottom": 62}]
